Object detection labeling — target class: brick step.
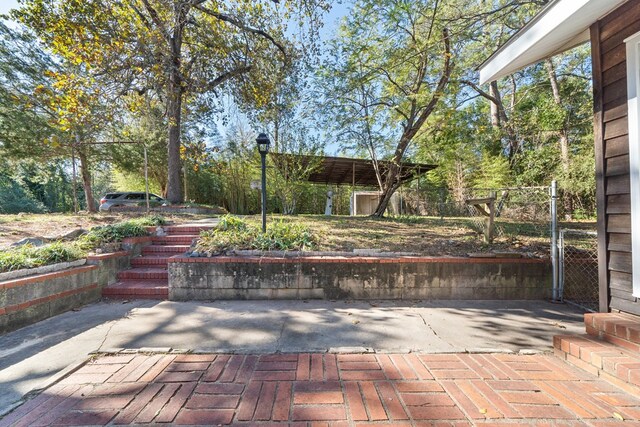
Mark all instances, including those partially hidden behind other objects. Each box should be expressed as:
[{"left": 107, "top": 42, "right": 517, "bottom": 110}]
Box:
[
  {"left": 142, "top": 244, "right": 190, "bottom": 255},
  {"left": 164, "top": 225, "right": 213, "bottom": 233},
  {"left": 585, "top": 313, "right": 640, "bottom": 352},
  {"left": 117, "top": 267, "right": 168, "bottom": 280},
  {"left": 102, "top": 279, "right": 168, "bottom": 300},
  {"left": 554, "top": 334, "right": 640, "bottom": 394},
  {"left": 152, "top": 235, "right": 198, "bottom": 245},
  {"left": 131, "top": 256, "right": 172, "bottom": 267}
]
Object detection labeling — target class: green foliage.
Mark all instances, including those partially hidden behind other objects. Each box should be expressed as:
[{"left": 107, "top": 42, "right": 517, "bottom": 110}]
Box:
[
  {"left": 132, "top": 215, "right": 167, "bottom": 227},
  {"left": 472, "top": 153, "right": 512, "bottom": 189},
  {"left": 0, "top": 216, "right": 166, "bottom": 273},
  {"left": 217, "top": 214, "right": 250, "bottom": 232},
  {"left": 0, "top": 173, "right": 46, "bottom": 214},
  {"left": 269, "top": 127, "right": 325, "bottom": 215},
  {"left": 0, "top": 242, "right": 85, "bottom": 273},
  {"left": 197, "top": 216, "right": 317, "bottom": 254},
  {"left": 215, "top": 125, "right": 261, "bottom": 214},
  {"left": 76, "top": 220, "right": 150, "bottom": 250},
  {"left": 253, "top": 221, "right": 317, "bottom": 251}
]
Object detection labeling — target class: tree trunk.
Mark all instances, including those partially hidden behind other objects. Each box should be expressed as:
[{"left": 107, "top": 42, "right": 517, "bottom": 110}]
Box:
[
  {"left": 545, "top": 59, "right": 573, "bottom": 219},
  {"left": 165, "top": 58, "right": 183, "bottom": 203},
  {"left": 76, "top": 140, "right": 96, "bottom": 213},
  {"left": 372, "top": 162, "right": 402, "bottom": 217},
  {"left": 489, "top": 81, "right": 501, "bottom": 128}
]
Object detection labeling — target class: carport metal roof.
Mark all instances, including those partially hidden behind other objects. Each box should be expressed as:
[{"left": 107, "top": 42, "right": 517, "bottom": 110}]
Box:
[{"left": 270, "top": 154, "right": 436, "bottom": 187}]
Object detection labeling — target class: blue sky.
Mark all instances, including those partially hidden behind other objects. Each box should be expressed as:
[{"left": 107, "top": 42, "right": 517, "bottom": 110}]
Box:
[{"left": 0, "top": 0, "right": 18, "bottom": 15}]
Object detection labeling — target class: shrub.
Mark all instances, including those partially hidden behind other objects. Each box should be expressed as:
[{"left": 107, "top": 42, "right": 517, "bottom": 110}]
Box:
[
  {"left": 0, "top": 175, "right": 46, "bottom": 214},
  {"left": 76, "top": 220, "right": 150, "bottom": 250},
  {"left": 130, "top": 215, "right": 167, "bottom": 227},
  {"left": 0, "top": 242, "right": 85, "bottom": 273},
  {"left": 216, "top": 214, "right": 249, "bottom": 232},
  {"left": 253, "top": 221, "right": 317, "bottom": 251},
  {"left": 196, "top": 216, "right": 317, "bottom": 254},
  {"left": 0, "top": 217, "right": 165, "bottom": 273}
]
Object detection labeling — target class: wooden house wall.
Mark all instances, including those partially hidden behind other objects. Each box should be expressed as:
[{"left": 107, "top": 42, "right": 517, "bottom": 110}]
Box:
[{"left": 591, "top": 0, "right": 640, "bottom": 316}]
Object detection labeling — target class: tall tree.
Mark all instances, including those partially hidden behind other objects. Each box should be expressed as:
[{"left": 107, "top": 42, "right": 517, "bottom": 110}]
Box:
[
  {"left": 0, "top": 22, "right": 109, "bottom": 212},
  {"left": 319, "top": 0, "right": 457, "bottom": 217},
  {"left": 15, "top": 0, "right": 329, "bottom": 203}
]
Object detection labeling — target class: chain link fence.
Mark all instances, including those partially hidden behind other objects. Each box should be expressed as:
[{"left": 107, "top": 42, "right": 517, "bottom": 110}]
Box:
[
  {"left": 400, "top": 183, "right": 600, "bottom": 310},
  {"left": 559, "top": 229, "right": 599, "bottom": 312},
  {"left": 401, "top": 185, "right": 553, "bottom": 239}
]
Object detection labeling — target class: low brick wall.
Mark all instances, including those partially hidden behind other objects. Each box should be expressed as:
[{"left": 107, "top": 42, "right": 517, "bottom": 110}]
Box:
[
  {"left": 0, "top": 266, "right": 100, "bottom": 333},
  {"left": 0, "top": 238, "right": 152, "bottom": 334},
  {"left": 168, "top": 256, "right": 551, "bottom": 301},
  {"left": 86, "top": 251, "right": 132, "bottom": 287}
]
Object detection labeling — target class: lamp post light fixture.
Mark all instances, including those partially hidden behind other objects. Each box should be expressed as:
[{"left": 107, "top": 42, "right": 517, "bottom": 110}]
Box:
[{"left": 256, "top": 133, "right": 271, "bottom": 233}]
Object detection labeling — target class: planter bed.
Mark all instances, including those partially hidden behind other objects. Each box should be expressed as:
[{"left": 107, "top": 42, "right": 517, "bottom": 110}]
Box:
[{"left": 168, "top": 254, "right": 551, "bottom": 301}]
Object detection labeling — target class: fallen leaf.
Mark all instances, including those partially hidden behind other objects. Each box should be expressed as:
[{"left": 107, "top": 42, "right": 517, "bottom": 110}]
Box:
[
  {"left": 613, "top": 412, "right": 624, "bottom": 421},
  {"left": 479, "top": 409, "right": 487, "bottom": 414},
  {"left": 352, "top": 319, "right": 360, "bottom": 325}
]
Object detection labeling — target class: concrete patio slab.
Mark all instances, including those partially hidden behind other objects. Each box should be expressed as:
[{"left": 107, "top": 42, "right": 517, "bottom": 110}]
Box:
[{"left": 0, "top": 300, "right": 585, "bottom": 416}]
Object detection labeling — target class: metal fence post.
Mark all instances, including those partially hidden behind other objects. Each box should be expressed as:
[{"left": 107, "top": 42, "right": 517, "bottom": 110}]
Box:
[
  {"left": 551, "top": 180, "right": 559, "bottom": 302},
  {"left": 558, "top": 229, "right": 565, "bottom": 302}
]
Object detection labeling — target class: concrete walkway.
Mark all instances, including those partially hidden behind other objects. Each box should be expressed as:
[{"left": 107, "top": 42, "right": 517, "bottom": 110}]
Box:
[
  {"left": 2, "top": 351, "right": 639, "bottom": 426},
  {"left": 0, "top": 300, "right": 585, "bottom": 416}
]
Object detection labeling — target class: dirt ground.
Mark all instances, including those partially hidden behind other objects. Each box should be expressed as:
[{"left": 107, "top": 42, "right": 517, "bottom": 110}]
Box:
[
  {"left": 0, "top": 213, "right": 205, "bottom": 249},
  {"left": 0, "top": 213, "right": 596, "bottom": 257},
  {"left": 237, "top": 215, "right": 597, "bottom": 258}
]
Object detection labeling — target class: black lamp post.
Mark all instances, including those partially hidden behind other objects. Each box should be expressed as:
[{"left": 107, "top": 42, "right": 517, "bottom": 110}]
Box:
[{"left": 256, "top": 133, "right": 271, "bottom": 233}]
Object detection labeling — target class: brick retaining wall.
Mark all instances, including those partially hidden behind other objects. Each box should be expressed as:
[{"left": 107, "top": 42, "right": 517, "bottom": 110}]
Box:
[
  {"left": 0, "top": 265, "right": 100, "bottom": 333},
  {"left": 0, "top": 238, "right": 152, "bottom": 334},
  {"left": 168, "top": 256, "right": 551, "bottom": 301}
]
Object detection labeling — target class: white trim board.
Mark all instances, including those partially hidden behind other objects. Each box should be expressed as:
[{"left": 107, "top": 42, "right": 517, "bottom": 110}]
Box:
[
  {"left": 626, "top": 31, "right": 640, "bottom": 299},
  {"left": 479, "top": 0, "right": 628, "bottom": 84}
]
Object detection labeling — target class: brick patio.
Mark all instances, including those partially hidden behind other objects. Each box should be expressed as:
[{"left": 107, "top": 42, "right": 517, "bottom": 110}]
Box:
[{"left": 1, "top": 352, "right": 639, "bottom": 426}]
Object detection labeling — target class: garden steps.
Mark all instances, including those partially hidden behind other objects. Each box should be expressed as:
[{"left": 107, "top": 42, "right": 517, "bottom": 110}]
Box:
[
  {"left": 554, "top": 312, "right": 640, "bottom": 395},
  {"left": 102, "top": 226, "right": 209, "bottom": 300},
  {"left": 130, "top": 255, "right": 173, "bottom": 267},
  {"left": 152, "top": 235, "right": 199, "bottom": 245},
  {"left": 142, "top": 244, "right": 191, "bottom": 255},
  {"left": 117, "top": 267, "right": 168, "bottom": 280},
  {"left": 102, "top": 279, "right": 168, "bottom": 299}
]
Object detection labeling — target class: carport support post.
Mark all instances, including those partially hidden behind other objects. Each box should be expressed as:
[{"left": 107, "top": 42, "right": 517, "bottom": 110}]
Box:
[{"left": 551, "top": 180, "right": 559, "bottom": 302}]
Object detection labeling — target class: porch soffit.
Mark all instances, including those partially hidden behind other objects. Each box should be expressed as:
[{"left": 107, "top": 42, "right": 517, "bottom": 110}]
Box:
[{"left": 478, "top": 0, "right": 628, "bottom": 84}]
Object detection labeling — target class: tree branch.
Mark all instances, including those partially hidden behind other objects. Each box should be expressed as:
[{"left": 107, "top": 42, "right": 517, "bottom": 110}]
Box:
[
  {"left": 192, "top": 3, "right": 288, "bottom": 59},
  {"left": 139, "top": 0, "right": 171, "bottom": 43},
  {"left": 208, "top": 65, "right": 252, "bottom": 90},
  {"left": 459, "top": 79, "right": 501, "bottom": 105}
]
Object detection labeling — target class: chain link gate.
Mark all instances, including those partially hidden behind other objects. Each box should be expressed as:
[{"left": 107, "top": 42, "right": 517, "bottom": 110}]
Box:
[{"left": 558, "top": 229, "right": 599, "bottom": 311}]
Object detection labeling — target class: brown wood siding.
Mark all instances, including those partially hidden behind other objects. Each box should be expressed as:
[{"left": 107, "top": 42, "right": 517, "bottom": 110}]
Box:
[{"left": 592, "top": 2, "right": 640, "bottom": 316}]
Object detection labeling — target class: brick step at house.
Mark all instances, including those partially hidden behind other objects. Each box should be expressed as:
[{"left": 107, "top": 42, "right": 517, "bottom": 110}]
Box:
[
  {"left": 102, "top": 279, "right": 169, "bottom": 299},
  {"left": 585, "top": 312, "right": 640, "bottom": 352},
  {"left": 142, "top": 244, "right": 190, "bottom": 255},
  {"left": 554, "top": 333, "right": 640, "bottom": 394},
  {"left": 117, "top": 267, "right": 168, "bottom": 280}
]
